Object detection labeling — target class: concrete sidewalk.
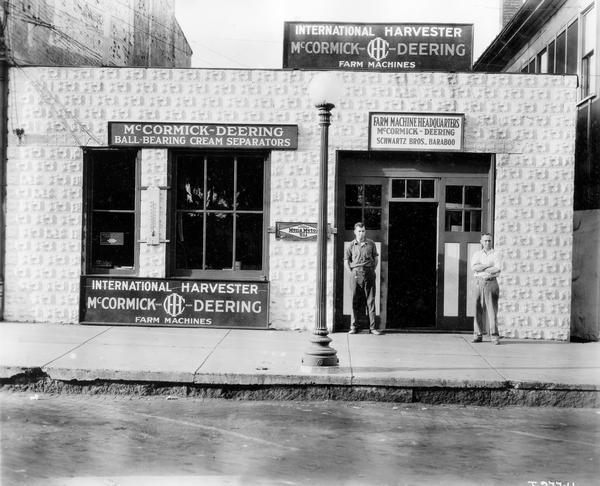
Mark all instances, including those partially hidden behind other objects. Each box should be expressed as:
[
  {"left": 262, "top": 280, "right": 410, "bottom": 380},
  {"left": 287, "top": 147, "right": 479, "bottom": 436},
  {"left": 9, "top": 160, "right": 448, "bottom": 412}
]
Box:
[{"left": 1, "top": 322, "right": 599, "bottom": 405}]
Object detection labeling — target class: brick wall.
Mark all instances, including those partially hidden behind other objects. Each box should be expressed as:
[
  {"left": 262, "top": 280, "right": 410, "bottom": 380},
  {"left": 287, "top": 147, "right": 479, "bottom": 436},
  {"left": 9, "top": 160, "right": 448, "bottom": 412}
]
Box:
[
  {"left": 501, "top": 0, "right": 525, "bottom": 27},
  {"left": 8, "top": 0, "right": 191, "bottom": 67},
  {"left": 5, "top": 67, "right": 577, "bottom": 339}
]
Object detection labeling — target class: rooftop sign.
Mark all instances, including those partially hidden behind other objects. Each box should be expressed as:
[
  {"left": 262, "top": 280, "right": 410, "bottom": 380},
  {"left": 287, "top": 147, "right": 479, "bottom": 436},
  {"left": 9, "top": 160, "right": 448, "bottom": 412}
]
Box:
[
  {"left": 283, "top": 22, "right": 473, "bottom": 71},
  {"left": 109, "top": 122, "right": 298, "bottom": 150}
]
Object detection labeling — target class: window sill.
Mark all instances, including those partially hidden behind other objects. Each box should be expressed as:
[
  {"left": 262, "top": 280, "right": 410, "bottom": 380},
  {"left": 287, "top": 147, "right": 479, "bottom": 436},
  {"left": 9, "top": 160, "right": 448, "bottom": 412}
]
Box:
[{"left": 171, "top": 270, "right": 268, "bottom": 282}]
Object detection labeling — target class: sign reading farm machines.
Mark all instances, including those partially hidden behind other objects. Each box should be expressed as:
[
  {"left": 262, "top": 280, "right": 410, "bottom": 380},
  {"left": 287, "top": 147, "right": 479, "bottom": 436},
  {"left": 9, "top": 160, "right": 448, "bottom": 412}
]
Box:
[
  {"left": 80, "top": 277, "right": 269, "bottom": 328},
  {"left": 283, "top": 22, "right": 473, "bottom": 71}
]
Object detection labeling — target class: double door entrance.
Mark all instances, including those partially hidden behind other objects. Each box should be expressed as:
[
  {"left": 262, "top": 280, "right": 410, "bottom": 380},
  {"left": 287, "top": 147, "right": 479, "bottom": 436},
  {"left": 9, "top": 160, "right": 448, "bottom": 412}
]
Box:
[{"left": 335, "top": 152, "right": 493, "bottom": 331}]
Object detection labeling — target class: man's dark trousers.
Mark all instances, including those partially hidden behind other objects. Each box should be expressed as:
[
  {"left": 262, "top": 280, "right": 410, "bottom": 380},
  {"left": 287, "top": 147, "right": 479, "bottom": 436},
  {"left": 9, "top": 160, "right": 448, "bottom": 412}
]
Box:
[{"left": 350, "top": 267, "right": 376, "bottom": 330}]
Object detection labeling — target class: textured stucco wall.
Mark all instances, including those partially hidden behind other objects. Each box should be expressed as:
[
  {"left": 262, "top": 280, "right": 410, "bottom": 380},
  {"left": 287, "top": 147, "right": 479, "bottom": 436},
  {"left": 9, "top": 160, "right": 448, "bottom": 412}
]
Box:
[
  {"left": 498, "top": 0, "right": 600, "bottom": 341},
  {"left": 5, "top": 67, "right": 577, "bottom": 339}
]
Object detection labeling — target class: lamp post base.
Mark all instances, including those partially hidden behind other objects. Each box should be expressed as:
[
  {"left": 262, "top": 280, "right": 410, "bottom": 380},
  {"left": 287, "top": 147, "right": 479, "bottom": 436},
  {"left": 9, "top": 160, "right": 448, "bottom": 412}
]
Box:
[{"left": 301, "top": 332, "right": 339, "bottom": 367}]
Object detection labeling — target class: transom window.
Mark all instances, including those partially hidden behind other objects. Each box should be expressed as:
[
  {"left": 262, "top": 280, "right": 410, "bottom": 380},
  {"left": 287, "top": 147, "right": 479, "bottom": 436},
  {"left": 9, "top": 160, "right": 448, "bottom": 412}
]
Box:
[
  {"left": 391, "top": 178, "right": 435, "bottom": 199},
  {"left": 344, "top": 184, "right": 382, "bottom": 230},
  {"left": 444, "top": 185, "right": 482, "bottom": 232},
  {"left": 172, "top": 152, "right": 266, "bottom": 276}
]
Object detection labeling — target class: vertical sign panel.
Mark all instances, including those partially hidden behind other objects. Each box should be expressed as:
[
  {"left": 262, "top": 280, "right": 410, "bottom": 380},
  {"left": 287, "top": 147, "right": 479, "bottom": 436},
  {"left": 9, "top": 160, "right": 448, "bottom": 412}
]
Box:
[
  {"left": 443, "top": 243, "right": 460, "bottom": 317},
  {"left": 466, "top": 243, "right": 480, "bottom": 317}
]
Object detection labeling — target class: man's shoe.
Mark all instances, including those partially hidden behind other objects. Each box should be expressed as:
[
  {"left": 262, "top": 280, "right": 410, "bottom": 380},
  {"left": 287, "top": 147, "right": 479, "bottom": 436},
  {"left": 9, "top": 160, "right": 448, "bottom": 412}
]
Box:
[
  {"left": 472, "top": 336, "right": 482, "bottom": 343},
  {"left": 348, "top": 328, "right": 357, "bottom": 334},
  {"left": 370, "top": 329, "right": 382, "bottom": 335}
]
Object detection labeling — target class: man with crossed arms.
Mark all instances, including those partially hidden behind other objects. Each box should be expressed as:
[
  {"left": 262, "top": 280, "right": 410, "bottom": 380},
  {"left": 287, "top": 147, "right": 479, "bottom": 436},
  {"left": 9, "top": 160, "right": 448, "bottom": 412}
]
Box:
[{"left": 471, "top": 232, "right": 502, "bottom": 344}]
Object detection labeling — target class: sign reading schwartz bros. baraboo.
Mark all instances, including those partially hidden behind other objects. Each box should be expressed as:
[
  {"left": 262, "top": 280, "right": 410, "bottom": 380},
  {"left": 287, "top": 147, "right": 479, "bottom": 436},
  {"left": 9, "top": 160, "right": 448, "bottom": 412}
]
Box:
[
  {"left": 283, "top": 22, "right": 473, "bottom": 71},
  {"left": 80, "top": 277, "right": 269, "bottom": 328},
  {"left": 109, "top": 122, "right": 298, "bottom": 150},
  {"left": 369, "top": 113, "right": 464, "bottom": 151}
]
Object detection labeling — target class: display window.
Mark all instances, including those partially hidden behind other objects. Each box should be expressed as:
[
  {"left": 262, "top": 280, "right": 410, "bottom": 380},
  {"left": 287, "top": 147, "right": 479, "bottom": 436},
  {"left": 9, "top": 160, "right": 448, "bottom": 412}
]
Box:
[
  {"left": 169, "top": 151, "right": 269, "bottom": 279},
  {"left": 83, "top": 149, "right": 140, "bottom": 275}
]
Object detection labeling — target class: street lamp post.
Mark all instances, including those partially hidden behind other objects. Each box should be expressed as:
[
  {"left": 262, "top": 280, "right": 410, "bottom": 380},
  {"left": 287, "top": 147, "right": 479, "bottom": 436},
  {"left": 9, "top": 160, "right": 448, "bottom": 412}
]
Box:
[{"left": 302, "top": 73, "right": 340, "bottom": 368}]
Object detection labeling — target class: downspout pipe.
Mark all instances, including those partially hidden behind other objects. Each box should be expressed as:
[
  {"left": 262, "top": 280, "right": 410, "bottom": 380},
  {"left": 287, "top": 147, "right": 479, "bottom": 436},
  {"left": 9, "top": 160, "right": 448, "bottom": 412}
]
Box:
[{"left": 0, "top": 3, "right": 8, "bottom": 320}]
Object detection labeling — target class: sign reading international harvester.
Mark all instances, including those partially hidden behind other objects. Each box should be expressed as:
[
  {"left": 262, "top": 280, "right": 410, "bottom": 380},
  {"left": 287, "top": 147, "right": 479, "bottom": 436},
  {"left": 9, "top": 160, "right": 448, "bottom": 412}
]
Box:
[
  {"left": 80, "top": 277, "right": 269, "bottom": 328},
  {"left": 283, "top": 22, "right": 473, "bottom": 71},
  {"left": 109, "top": 122, "right": 298, "bottom": 150},
  {"left": 369, "top": 112, "right": 464, "bottom": 151}
]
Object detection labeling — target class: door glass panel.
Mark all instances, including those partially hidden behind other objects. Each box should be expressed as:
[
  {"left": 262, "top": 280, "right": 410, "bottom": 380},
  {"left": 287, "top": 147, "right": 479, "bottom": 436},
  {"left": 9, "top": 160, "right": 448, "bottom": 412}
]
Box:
[
  {"left": 464, "top": 186, "right": 482, "bottom": 208},
  {"left": 446, "top": 185, "right": 463, "bottom": 205},
  {"left": 465, "top": 210, "right": 482, "bottom": 232},
  {"left": 445, "top": 210, "right": 463, "bottom": 232},
  {"left": 391, "top": 179, "right": 405, "bottom": 198},
  {"left": 345, "top": 185, "right": 362, "bottom": 206},
  {"left": 364, "top": 185, "right": 381, "bottom": 206},
  {"left": 345, "top": 208, "right": 363, "bottom": 230},
  {"left": 364, "top": 208, "right": 382, "bottom": 230},
  {"left": 344, "top": 184, "right": 382, "bottom": 229}
]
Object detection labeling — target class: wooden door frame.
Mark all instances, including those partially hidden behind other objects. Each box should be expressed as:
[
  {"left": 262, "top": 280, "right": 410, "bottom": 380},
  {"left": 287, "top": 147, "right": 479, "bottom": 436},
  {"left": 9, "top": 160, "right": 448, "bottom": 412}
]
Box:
[{"left": 333, "top": 151, "right": 494, "bottom": 333}]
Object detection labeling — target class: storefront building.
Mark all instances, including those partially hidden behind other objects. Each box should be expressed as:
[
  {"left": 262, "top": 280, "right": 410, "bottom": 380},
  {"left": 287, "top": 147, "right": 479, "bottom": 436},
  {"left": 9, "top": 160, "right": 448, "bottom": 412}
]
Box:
[
  {"left": 4, "top": 64, "right": 577, "bottom": 339},
  {"left": 474, "top": 0, "right": 599, "bottom": 340}
]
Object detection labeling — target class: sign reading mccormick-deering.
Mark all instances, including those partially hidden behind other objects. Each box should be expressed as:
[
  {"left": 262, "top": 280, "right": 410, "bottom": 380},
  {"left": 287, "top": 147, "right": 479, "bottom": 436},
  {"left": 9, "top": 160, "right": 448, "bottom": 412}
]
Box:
[
  {"left": 283, "top": 22, "right": 473, "bottom": 71},
  {"left": 80, "top": 277, "right": 269, "bottom": 328},
  {"left": 109, "top": 122, "right": 298, "bottom": 150}
]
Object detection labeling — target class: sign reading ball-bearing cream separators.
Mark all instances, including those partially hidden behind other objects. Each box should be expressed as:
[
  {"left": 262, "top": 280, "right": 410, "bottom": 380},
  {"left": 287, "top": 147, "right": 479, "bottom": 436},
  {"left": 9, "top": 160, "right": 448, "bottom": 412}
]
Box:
[
  {"left": 369, "top": 112, "right": 464, "bottom": 151},
  {"left": 109, "top": 122, "right": 298, "bottom": 150}
]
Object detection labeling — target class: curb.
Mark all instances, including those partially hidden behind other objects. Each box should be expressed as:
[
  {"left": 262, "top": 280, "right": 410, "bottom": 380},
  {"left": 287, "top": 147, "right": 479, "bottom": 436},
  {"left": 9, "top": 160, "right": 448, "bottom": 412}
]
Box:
[{"left": 1, "top": 368, "right": 598, "bottom": 407}]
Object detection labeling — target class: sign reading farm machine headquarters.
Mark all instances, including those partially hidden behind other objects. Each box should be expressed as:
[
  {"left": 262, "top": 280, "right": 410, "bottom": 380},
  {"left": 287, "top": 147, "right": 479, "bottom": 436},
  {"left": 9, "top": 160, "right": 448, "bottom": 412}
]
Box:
[
  {"left": 283, "top": 22, "right": 473, "bottom": 71},
  {"left": 80, "top": 277, "right": 269, "bottom": 328},
  {"left": 109, "top": 122, "right": 298, "bottom": 150},
  {"left": 369, "top": 113, "right": 464, "bottom": 152}
]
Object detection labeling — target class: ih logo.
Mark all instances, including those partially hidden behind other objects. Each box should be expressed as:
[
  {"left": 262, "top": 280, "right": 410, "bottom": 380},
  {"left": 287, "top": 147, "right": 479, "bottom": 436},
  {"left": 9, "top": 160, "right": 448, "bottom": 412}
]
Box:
[
  {"left": 367, "top": 37, "right": 389, "bottom": 61},
  {"left": 163, "top": 293, "right": 186, "bottom": 317}
]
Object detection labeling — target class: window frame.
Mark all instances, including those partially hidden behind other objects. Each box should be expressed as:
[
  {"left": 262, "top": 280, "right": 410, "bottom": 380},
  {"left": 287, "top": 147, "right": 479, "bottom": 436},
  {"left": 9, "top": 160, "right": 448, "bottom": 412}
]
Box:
[
  {"left": 389, "top": 178, "right": 437, "bottom": 202},
  {"left": 167, "top": 150, "right": 270, "bottom": 281},
  {"left": 343, "top": 183, "right": 383, "bottom": 231},
  {"left": 82, "top": 148, "right": 140, "bottom": 276},
  {"left": 580, "top": 4, "right": 596, "bottom": 99}
]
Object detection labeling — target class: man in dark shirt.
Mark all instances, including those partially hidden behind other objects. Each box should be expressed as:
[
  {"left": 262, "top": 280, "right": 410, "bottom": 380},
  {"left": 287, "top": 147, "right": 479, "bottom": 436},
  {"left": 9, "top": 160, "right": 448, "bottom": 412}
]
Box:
[{"left": 344, "top": 222, "right": 382, "bottom": 335}]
